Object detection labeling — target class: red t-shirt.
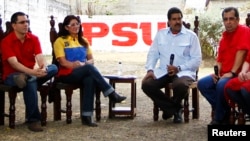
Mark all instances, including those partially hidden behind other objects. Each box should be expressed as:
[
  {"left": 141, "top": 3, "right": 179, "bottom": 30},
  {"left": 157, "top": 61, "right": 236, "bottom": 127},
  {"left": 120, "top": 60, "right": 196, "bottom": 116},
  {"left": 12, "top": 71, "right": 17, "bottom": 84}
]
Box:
[
  {"left": 1, "top": 32, "right": 42, "bottom": 80},
  {"left": 245, "top": 51, "right": 250, "bottom": 63},
  {"left": 217, "top": 25, "right": 250, "bottom": 76}
]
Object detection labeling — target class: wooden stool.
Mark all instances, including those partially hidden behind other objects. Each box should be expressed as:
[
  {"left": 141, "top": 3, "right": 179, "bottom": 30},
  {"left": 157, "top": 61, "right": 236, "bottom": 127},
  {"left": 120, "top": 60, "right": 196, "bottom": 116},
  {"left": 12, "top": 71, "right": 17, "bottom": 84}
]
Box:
[{"left": 104, "top": 75, "right": 137, "bottom": 119}]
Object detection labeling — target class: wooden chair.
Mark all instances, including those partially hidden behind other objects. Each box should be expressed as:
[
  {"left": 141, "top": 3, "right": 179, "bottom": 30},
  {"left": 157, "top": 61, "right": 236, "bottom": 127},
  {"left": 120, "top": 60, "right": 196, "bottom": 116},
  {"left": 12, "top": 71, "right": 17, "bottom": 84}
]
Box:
[
  {"left": 228, "top": 103, "right": 246, "bottom": 125},
  {"left": 0, "top": 16, "right": 50, "bottom": 128},
  {"left": 153, "top": 16, "right": 200, "bottom": 123},
  {"left": 49, "top": 15, "right": 101, "bottom": 123}
]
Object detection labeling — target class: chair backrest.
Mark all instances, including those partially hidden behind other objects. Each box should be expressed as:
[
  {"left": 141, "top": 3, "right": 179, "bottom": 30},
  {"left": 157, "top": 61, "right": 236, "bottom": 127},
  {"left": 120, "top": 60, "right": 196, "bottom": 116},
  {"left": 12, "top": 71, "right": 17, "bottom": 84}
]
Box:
[
  {"left": 183, "top": 16, "right": 199, "bottom": 81},
  {"left": 246, "top": 13, "right": 250, "bottom": 27},
  {"left": 0, "top": 16, "right": 4, "bottom": 83},
  {"left": 49, "top": 15, "right": 59, "bottom": 66},
  {"left": 0, "top": 17, "right": 13, "bottom": 83},
  {"left": 0, "top": 16, "right": 4, "bottom": 40},
  {"left": 194, "top": 16, "right": 199, "bottom": 81}
]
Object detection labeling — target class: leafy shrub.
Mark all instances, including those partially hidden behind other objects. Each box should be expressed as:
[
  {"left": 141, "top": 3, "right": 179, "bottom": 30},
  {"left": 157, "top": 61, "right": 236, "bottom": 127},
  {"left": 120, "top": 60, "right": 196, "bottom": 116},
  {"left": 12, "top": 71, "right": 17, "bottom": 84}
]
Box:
[{"left": 198, "top": 17, "right": 224, "bottom": 59}]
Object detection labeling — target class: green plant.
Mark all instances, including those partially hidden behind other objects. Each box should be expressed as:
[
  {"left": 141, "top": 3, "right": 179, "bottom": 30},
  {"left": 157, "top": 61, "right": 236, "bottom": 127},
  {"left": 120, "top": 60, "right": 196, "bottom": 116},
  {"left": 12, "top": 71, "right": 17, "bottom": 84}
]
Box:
[
  {"left": 83, "top": 0, "right": 119, "bottom": 17},
  {"left": 85, "top": 2, "right": 95, "bottom": 18},
  {"left": 198, "top": 16, "right": 224, "bottom": 59}
]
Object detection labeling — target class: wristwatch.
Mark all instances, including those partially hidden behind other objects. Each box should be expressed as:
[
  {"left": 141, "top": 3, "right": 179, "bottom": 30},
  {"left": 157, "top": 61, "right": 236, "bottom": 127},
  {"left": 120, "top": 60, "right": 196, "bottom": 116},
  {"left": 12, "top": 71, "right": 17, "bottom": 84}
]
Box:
[
  {"left": 177, "top": 66, "right": 181, "bottom": 72},
  {"left": 147, "top": 70, "right": 153, "bottom": 73},
  {"left": 230, "top": 71, "right": 237, "bottom": 77}
]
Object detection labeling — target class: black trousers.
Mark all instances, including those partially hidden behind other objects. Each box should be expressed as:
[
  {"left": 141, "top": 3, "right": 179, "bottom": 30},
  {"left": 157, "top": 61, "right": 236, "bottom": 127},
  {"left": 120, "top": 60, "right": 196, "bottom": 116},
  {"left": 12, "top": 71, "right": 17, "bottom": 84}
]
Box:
[{"left": 141, "top": 74, "right": 194, "bottom": 115}]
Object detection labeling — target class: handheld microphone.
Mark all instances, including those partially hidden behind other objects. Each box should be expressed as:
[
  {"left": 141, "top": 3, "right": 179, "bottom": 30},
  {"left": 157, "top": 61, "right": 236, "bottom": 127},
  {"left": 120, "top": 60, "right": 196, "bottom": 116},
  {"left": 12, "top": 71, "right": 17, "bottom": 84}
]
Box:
[
  {"left": 170, "top": 54, "right": 174, "bottom": 65},
  {"left": 214, "top": 65, "right": 219, "bottom": 82},
  {"left": 214, "top": 65, "right": 219, "bottom": 76},
  {"left": 168, "top": 54, "right": 175, "bottom": 76}
]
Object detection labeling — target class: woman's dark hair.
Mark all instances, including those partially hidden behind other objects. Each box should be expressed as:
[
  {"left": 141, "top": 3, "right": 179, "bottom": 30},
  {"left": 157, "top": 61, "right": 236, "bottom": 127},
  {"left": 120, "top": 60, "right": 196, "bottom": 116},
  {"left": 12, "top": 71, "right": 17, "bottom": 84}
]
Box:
[
  {"left": 57, "top": 15, "right": 88, "bottom": 47},
  {"left": 222, "top": 7, "right": 239, "bottom": 19},
  {"left": 167, "top": 7, "right": 183, "bottom": 20}
]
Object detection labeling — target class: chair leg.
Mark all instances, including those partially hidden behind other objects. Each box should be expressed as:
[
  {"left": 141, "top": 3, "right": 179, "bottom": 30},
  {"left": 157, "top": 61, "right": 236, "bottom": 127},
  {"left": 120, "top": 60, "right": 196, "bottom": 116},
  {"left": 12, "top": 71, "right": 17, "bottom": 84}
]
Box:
[
  {"left": 65, "top": 89, "right": 73, "bottom": 124},
  {"left": 237, "top": 107, "right": 246, "bottom": 125},
  {"left": 153, "top": 103, "right": 159, "bottom": 121},
  {"left": 53, "top": 89, "right": 61, "bottom": 121},
  {"left": 108, "top": 100, "right": 115, "bottom": 118},
  {"left": 39, "top": 86, "right": 49, "bottom": 126},
  {"left": 184, "top": 96, "right": 189, "bottom": 123},
  {"left": 95, "top": 87, "right": 101, "bottom": 121},
  {"left": 192, "top": 88, "right": 199, "bottom": 119},
  {"left": 211, "top": 109, "right": 215, "bottom": 121},
  {"left": 80, "top": 88, "right": 83, "bottom": 118},
  {"left": 229, "top": 107, "right": 236, "bottom": 124},
  {"left": 9, "top": 91, "right": 17, "bottom": 129},
  {"left": 0, "top": 91, "right": 4, "bottom": 125}
]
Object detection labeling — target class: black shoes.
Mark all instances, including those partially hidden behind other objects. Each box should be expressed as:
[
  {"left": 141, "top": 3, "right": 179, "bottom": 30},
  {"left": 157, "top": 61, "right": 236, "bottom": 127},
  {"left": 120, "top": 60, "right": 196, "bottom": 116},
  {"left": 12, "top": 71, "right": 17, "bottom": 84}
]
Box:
[
  {"left": 209, "top": 119, "right": 229, "bottom": 125},
  {"left": 173, "top": 108, "right": 183, "bottom": 123},
  {"left": 108, "top": 91, "right": 126, "bottom": 103},
  {"left": 81, "top": 116, "right": 98, "bottom": 127},
  {"left": 162, "top": 111, "right": 173, "bottom": 120},
  {"left": 209, "top": 111, "right": 230, "bottom": 125},
  {"left": 162, "top": 108, "right": 182, "bottom": 123},
  {"left": 209, "top": 120, "right": 220, "bottom": 125}
]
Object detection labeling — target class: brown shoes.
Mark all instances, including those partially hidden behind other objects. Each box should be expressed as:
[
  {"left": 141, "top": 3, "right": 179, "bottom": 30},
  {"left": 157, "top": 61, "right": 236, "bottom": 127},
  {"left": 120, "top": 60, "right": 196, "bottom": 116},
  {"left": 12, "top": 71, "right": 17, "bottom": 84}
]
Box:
[
  {"left": 27, "top": 122, "right": 43, "bottom": 132},
  {"left": 13, "top": 73, "right": 27, "bottom": 88}
]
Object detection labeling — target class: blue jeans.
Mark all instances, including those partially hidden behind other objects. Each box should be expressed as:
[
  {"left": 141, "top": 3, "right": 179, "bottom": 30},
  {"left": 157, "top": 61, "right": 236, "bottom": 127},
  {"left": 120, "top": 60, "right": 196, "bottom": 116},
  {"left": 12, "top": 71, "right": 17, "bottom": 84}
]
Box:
[
  {"left": 4, "top": 64, "right": 58, "bottom": 123},
  {"left": 56, "top": 64, "right": 114, "bottom": 116},
  {"left": 197, "top": 75, "right": 231, "bottom": 121}
]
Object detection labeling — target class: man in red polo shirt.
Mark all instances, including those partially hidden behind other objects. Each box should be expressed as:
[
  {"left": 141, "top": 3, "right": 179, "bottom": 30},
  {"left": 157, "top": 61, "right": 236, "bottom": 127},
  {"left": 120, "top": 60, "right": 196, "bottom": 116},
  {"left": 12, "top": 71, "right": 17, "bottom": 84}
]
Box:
[
  {"left": 1, "top": 12, "right": 58, "bottom": 132},
  {"left": 197, "top": 7, "right": 249, "bottom": 125}
]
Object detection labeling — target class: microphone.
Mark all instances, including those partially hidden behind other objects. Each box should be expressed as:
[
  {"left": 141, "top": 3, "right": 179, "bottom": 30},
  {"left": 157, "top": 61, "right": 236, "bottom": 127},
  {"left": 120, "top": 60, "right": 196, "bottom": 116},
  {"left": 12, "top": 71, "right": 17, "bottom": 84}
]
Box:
[
  {"left": 214, "top": 65, "right": 219, "bottom": 82},
  {"left": 214, "top": 65, "right": 219, "bottom": 76},
  {"left": 170, "top": 54, "right": 174, "bottom": 65}
]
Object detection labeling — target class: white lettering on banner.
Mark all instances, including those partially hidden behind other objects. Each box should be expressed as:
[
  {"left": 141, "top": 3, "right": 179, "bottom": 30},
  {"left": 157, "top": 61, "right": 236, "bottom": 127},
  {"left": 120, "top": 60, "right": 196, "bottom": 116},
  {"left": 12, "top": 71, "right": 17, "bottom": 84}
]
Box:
[{"left": 80, "top": 15, "right": 168, "bottom": 52}]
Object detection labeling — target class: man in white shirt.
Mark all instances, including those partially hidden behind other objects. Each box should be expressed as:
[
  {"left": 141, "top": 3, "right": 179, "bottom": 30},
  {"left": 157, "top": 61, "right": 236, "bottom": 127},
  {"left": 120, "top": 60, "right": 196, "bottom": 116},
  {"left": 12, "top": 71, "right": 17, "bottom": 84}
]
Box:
[{"left": 141, "top": 7, "right": 202, "bottom": 123}]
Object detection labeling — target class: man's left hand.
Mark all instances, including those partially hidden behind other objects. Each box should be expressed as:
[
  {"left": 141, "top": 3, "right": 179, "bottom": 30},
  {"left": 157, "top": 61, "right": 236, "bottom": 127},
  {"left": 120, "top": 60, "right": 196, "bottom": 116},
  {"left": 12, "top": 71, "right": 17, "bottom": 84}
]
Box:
[{"left": 167, "top": 65, "right": 178, "bottom": 76}]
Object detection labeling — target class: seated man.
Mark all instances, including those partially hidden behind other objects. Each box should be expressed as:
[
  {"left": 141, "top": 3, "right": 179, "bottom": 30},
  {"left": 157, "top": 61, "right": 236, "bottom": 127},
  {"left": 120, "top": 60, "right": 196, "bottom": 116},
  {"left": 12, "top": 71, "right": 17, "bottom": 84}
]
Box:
[
  {"left": 197, "top": 7, "right": 249, "bottom": 125},
  {"left": 225, "top": 56, "right": 250, "bottom": 116},
  {"left": 141, "top": 7, "right": 202, "bottom": 123},
  {"left": 1, "top": 12, "right": 58, "bottom": 132}
]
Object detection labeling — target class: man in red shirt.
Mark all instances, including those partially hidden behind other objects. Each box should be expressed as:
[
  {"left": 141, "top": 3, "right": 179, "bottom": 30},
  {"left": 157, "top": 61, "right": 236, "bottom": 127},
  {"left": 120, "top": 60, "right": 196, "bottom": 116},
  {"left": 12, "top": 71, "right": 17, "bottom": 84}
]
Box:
[
  {"left": 197, "top": 7, "right": 250, "bottom": 125},
  {"left": 1, "top": 12, "right": 58, "bottom": 131}
]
